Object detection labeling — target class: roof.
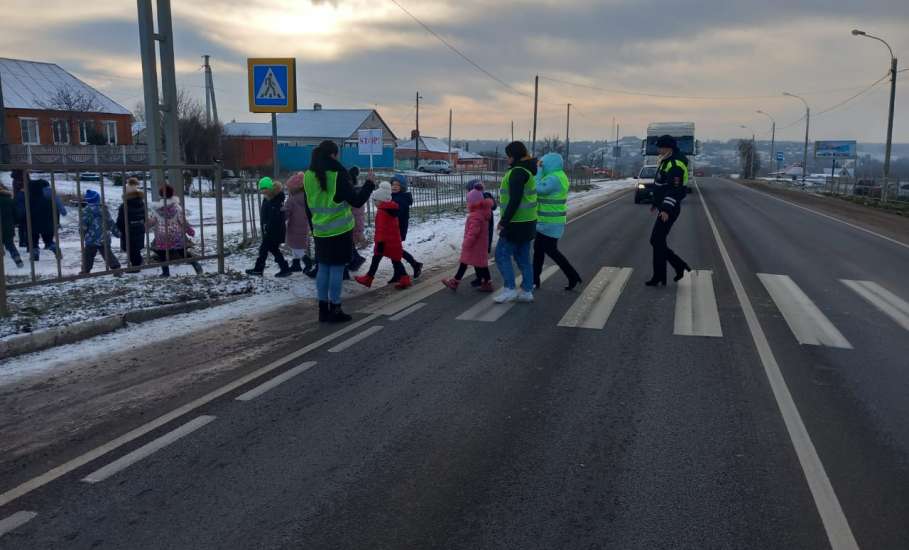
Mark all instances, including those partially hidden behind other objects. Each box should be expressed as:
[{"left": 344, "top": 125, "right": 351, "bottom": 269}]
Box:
[
  {"left": 646, "top": 122, "right": 695, "bottom": 137},
  {"left": 396, "top": 136, "right": 452, "bottom": 153},
  {"left": 0, "top": 58, "right": 130, "bottom": 115},
  {"left": 224, "top": 109, "right": 393, "bottom": 140},
  {"left": 131, "top": 121, "right": 146, "bottom": 135},
  {"left": 455, "top": 149, "right": 483, "bottom": 160}
]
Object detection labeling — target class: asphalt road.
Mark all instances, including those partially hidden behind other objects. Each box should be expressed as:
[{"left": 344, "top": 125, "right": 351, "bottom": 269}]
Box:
[{"left": 1, "top": 178, "right": 907, "bottom": 549}]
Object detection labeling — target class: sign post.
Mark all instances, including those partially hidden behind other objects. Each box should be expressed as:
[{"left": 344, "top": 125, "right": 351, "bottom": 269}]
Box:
[
  {"left": 358, "top": 129, "right": 383, "bottom": 171},
  {"left": 775, "top": 151, "right": 784, "bottom": 181},
  {"left": 815, "top": 140, "right": 856, "bottom": 193},
  {"left": 247, "top": 58, "right": 297, "bottom": 178}
]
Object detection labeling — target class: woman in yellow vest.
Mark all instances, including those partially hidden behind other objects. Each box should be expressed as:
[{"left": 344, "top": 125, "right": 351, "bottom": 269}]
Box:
[
  {"left": 493, "top": 141, "right": 539, "bottom": 304},
  {"left": 304, "top": 141, "right": 376, "bottom": 322},
  {"left": 533, "top": 152, "right": 582, "bottom": 290}
]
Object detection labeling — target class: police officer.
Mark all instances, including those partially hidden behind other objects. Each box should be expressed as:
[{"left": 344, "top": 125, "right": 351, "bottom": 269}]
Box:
[{"left": 645, "top": 135, "right": 691, "bottom": 287}]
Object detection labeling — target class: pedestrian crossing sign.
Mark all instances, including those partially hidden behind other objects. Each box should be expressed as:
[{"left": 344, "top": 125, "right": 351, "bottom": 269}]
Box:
[{"left": 247, "top": 58, "right": 297, "bottom": 113}]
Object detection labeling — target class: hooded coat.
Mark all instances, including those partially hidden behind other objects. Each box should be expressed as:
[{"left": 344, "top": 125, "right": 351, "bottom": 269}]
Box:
[
  {"left": 373, "top": 200, "right": 403, "bottom": 262},
  {"left": 81, "top": 192, "right": 120, "bottom": 247},
  {"left": 536, "top": 153, "right": 568, "bottom": 239},
  {"left": 0, "top": 186, "right": 17, "bottom": 243},
  {"left": 260, "top": 190, "right": 287, "bottom": 245},
  {"left": 284, "top": 174, "right": 311, "bottom": 250},
  {"left": 26, "top": 179, "right": 55, "bottom": 235},
  {"left": 460, "top": 197, "right": 494, "bottom": 268},
  {"left": 116, "top": 185, "right": 147, "bottom": 251},
  {"left": 148, "top": 199, "right": 194, "bottom": 251}
]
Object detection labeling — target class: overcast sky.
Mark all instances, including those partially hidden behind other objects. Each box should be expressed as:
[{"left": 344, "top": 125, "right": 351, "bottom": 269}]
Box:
[{"left": 2, "top": 0, "right": 907, "bottom": 143}]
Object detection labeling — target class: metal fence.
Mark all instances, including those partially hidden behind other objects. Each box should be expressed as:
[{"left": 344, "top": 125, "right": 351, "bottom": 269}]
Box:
[
  {"left": 0, "top": 163, "right": 226, "bottom": 315},
  {"left": 7, "top": 144, "right": 149, "bottom": 165}
]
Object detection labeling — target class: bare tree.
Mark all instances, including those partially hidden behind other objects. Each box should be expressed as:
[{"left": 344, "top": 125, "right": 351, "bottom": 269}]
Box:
[
  {"left": 37, "top": 85, "right": 105, "bottom": 145},
  {"left": 538, "top": 135, "right": 565, "bottom": 156},
  {"left": 738, "top": 139, "right": 761, "bottom": 179},
  {"left": 133, "top": 101, "right": 146, "bottom": 123}
]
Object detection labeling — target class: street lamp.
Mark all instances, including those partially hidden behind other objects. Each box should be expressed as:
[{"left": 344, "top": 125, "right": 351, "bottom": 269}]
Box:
[
  {"left": 740, "top": 125, "right": 756, "bottom": 179},
  {"left": 783, "top": 92, "right": 810, "bottom": 183},
  {"left": 756, "top": 110, "right": 776, "bottom": 178},
  {"left": 852, "top": 29, "right": 898, "bottom": 182}
]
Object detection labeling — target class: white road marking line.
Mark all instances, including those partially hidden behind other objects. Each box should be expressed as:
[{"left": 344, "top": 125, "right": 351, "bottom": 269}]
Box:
[
  {"left": 557, "top": 267, "right": 632, "bottom": 329},
  {"left": 456, "top": 265, "right": 558, "bottom": 322},
  {"left": 328, "top": 325, "right": 384, "bottom": 353},
  {"left": 389, "top": 302, "right": 427, "bottom": 321},
  {"left": 81, "top": 416, "right": 216, "bottom": 484},
  {"left": 758, "top": 274, "right": 853, "bottom": 349},
  {"left": 674, "top": 270, "right": 723, "bottom": 337},
  {"left": 841, "top": 280, "right": 909, "bottom": 333},
  {"left": 0, "top": 312, "right": 380, "bottom": 508},
  {"left": 235, "top": 362, "right": 317, "bottom": 402},
  {"left": 696, "top": 181, "right": 859, "bottom": 550},
  {"left": 360, "top": 272, "right": 449, "bottom": 315},
  {"left": 0, "top": 512, "right": 37, "bottom": 538},
  {"left": 734, "top": 181, "right": 909, "bottom": 250}
]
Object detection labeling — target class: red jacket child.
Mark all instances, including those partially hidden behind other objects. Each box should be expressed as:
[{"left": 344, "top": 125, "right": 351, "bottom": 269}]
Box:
[{"left": 355, "top": 181, "right": 411, "bottom": 289}]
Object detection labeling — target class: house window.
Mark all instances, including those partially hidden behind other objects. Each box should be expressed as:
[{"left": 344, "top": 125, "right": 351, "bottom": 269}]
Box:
[
  {"left": 79, "top": 120, "right": 92, "bottom": 144},
  {"left": 103, "top": 121, "right": 117, "bottom": 145},
  {"left": 52, "top": 119, "right": 70, "bottom": 144},
  {"left": 20, "top": 118, "right": 40, "bottom": 145}
]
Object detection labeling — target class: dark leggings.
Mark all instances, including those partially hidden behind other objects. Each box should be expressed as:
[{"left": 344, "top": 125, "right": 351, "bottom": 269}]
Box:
[
  {"left": 367, "top": 243, "right": 406, "bottom": 279},
  {"left": 533, "top": 233, "right": 580, "bottom": 284},
  {"left": 455, "top": 263, "right": 490, "bottom": 282}
]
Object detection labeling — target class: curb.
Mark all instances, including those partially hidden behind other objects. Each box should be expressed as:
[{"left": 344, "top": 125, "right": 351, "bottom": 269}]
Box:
[{"left": 0, "top": 296, "right": 244, "bottom": 360}]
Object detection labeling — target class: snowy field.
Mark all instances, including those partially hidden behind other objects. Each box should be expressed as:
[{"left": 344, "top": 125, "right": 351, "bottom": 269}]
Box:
[{"left": 1, "top": 177, "right": 635, "bottom": 377}]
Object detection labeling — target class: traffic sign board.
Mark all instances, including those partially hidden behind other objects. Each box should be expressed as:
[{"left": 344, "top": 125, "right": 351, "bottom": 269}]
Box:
[
  {"left": 247, "top": 58, "right": 297, "bottom": 113},
  {"left": 776, "top": 152, "right": 784, "bottom": 162}
]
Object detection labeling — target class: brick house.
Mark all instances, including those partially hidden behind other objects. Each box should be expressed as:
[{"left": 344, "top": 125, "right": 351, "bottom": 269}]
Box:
[{"left": 1, "top": 58, "right": 132, "bottom": 149}]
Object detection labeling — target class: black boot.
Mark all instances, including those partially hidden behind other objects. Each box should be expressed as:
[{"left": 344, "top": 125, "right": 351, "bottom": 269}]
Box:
[
  {"left": 673, "top": 263, "right": 692, "bottom": 283},
  {"left": 290, "top": 259, "right": 303, "bottom": 273},
  {"left": 318, "top": 301, "right": 330, "bottom": 322},
  {"left": 275, "top": 267, "right": 293, "bottom": 278},
  {"left": 343, "top": 268, "right": 351, "bottom": 281},
  {"left": 565, "top": 275, "right": 583, "bottom": 291},
  {"left": 302, "top": 256, "right": 314, "bottom": 274},
  {"left": 644, "top": 277, "right": 666, "bottom": 287},
  {"left": 305, "top": 263, "right": 318, "bottom": 279},
  {"left": 246, "top": 268, "right": 264, "bottom": 276},
  {"left": 328, "top": 303, "right": 352, "bottom": 323},
  {"left": 411, "top": 261, "right": 423, "bottom": 279}
]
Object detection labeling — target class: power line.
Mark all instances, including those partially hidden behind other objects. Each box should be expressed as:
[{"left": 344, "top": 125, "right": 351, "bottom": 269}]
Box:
[
  {"left": 539, "top": 75, "right": 784, "bottom": 100},
  {"left": 388, "top": 0, "right": 529, "bottom": 98},
  {"left": 777, "top": 72, "right": 891, "bottom": 130}
]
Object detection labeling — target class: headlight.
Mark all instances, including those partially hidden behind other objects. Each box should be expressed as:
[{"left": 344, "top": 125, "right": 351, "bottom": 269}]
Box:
[{"left": 638, "top": 183, "right": 646, "bottom": 189}]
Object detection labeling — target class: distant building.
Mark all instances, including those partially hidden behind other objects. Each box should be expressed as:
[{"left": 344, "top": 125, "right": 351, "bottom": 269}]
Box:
[
  {"left": 395, "top": 133, "right": 488, "bottom": 170},
  {"left": 1, "top": 58, "right": 133, "bottom": 148},
  {"left": 223, "top": 105, "right": 397, "bottom": 172}
]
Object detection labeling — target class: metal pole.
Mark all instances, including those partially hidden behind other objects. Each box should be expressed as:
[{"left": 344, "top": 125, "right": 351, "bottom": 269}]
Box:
[
  {"left": 215, "top": 165, "right": 224, "bottom": 274},
  {"left": 803, "top": 107, "right": 810, "bottom": 184},
  {"left": 137, "top": 0, "right": 163, "bottom": 194},
  {"left": 203, "top": 55, "right": 212, "bottom": 124},
  {"left": 415, "top": 92, "right": 421, "bottom": 170},
  {"left": 770, "top": 122, "right": 775, "bottom": 178},
  {"left": 156, "top": 0, "right": 183, "bottom": 198},
  {"left": 531, "top": 75, "right": 539, "bottom": 154},
  {"left": 271, "top": 113, "right": 279, "bottom": 178},
  {"left": 751, "top": 134, "right": 755, "bottom": 179},
  {"left": 448, "top": 108, "right": 453, "bottom": 170},
  {"left": 0, "top": 216, "right": 6, "bottom": 314},
  {"left": 565, "top": 103, "right": 571, "bottom": 167},
  {"left": 0, "top": 67, "right": 7, "bottom": 165},
  {"left": 884, "top": 56, "right": 897, "bottom": 180},
  {"left": 511, "top": 120, "right": 514, "bottom": 142}
]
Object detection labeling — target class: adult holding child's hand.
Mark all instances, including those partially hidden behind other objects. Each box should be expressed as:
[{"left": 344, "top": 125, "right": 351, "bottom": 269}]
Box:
[{"left": 304, "top": 140, "right": 375, "bottom": 323}]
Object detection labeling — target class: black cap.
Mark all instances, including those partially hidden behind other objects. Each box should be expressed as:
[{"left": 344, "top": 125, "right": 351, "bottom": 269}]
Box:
[
  {"left": 655, "top": 135, "right": 677, "bottom": 149},
  {"left": 349, "top": 166, "right": 360, "bottom": 178}
]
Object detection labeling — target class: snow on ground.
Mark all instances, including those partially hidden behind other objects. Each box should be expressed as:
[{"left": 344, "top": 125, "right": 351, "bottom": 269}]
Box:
[{"left": 1, "top": 178, "right": 634, "bottom": 375}]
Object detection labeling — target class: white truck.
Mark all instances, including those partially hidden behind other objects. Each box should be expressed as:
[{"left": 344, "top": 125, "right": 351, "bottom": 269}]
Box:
[{"left": 634, "top": 122, "right": 697, "bottom": 203}]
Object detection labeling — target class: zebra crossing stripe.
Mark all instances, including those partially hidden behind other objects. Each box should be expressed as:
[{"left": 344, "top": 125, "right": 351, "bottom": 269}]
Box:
[
  {"left": 557, "top": 267, "right": 632, "bottom": 329},
  {"left": 758, "top": 274, "right": 852, "bottom": 349},
  {"left": 674, "top": 270, "right": 723, "bottom": 337},
  {"left": 841, "top": 280, "right": 909, "bottom": 333},
  {"left": 457, "top": 265, "right": 559, "bottom": 322}
]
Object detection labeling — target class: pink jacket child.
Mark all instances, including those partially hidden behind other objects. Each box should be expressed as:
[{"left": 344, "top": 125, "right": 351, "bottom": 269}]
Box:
[
  {"left": 146, "top": 184, "right": 203, "bottom": 276},
  {"left": 442, "top": 188, "right": 495, "bottom": 292},
  {"left": 284, "top": 172, "right": 315, "bottom": 274}
]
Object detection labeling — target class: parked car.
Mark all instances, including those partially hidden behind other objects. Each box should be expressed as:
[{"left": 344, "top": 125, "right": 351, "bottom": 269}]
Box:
[
  {"left": 417, "top": 160, "right": 452, "bottom": 174},
  {"left": 853, "top": 180, "right": 882, "bottom": 198},
  {"left": 80, "top": 172, "right": 101, "bottom": 181}
]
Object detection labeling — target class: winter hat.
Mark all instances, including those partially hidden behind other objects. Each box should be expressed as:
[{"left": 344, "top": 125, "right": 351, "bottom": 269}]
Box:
[
  {"left": 349, "top": 166, "right": 360, "bottom": 180},
  {"left": 391, "top": 174, "right": 408, "bottom": 191},
  {"left": 655, "top": 135, "right": 677, "bottom": 150},
  {"left": 84, "top": 189, "right": 101, "bottom": 204},
  {"left": 258, "top": 176, "right": 274, "bottom": 191},
  {"left": 465, "top": 178, "right": 483, "bottom": 192},
  {"left": 123, "top": 178, "right": 143, "bottom": 199},
  {"left": 286, "top": 172, "right": 305, "bottom": 194},
  {"left": 372, "top": 181, "right": 393, "bottom": 203},
  {"left": 159, "top": 184, "right": 175, "bottom": 199},
  {"left": 467, "top": 188, "right": 485, "bottom": 206}
]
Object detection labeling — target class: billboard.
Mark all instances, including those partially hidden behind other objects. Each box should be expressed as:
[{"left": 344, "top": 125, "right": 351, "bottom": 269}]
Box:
[{"left": 815, "top": 140, "right": 856, "bottom": 159}]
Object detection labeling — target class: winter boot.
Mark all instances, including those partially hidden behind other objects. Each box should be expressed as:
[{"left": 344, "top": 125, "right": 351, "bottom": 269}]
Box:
[
  {"left": 343, "top": 268, "right": 351, "bottom": 281},
  {"left": 318, "top": 300, "right": 330, "bottom": 323},
  {"left": 302, "top": 256, "right": 314, "bottom": 274},
  {"left": 395, "top": 275, "right": 412, "bottom": 290},
  {"left": 290, "top": 259, "right": 303, "bottom": 273},
  {"left": 348, "top": 254, "right": 366, "bottom": 272},
  {"left": 13, "top": 256, "right": 23, "bottom": 268},
  {"left": 442, "top": 278, "right": 460, "bottom": 291},
  {"left": 275, "top": 267, "right": 294, "bottom": 278},
  {"left": 305, "top": 263, "right": 318, "bottom": 279},
  {"left": 245, "top": 268, "right": 264, "bottom": 276},
  {"left": 478, "top": 280, "right": 494, "bottom": 293},
  {"left": 328, "top": 303, "right": 352, "bottom": 323},
  {"left": 411, "top": 261, "right": 423, "bottom": 279},
  {"left": 470, "top": 277, "right": 482, "bottom": 288},
  {"left": 355, "top": 274, "right": 374, "bottom": 288}
]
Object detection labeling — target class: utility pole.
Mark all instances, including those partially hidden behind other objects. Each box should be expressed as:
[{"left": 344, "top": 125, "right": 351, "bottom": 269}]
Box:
[
  {"left": 615, "top": 122, "right": 620, "bottom": 178},
  {"left": 531, "top": 75, "right": 539, "bottom": 153},
  {"left": 149, "top": 0, "right": 183, "bottom": 197},
  {"left": 784, "top": 92, "right": 810, "bottom": 183},
  {"left": 0, "top": 67, "right": 7, "bottom": 164},
  {"left": 565, "top": 103, "right": 571, "bottom": 167},
  {"left": 271, "top": 113, "right": 279, "bottom": 178},
  {"left": 203, "top": 55, "right": 211, "bottom": 124},
  {"left": 511, "top": 120, "right": 514, "bottom": 142},
  {"left": 414, "top": 91, "right": 421, "bottom": 170},
  {"left": 202, "top": 54, "right": 219, "bottom": 125},
  {"left": 852, "top": 30, "right": 898, "bottom": 181},
  {"left": 448, "top": 108, "right": 453, "bottom": 169},
  {"left": 137, "top": 0, "right": 164, "bottom": 193},
  {"left": 756, "top": 110, "right": 775, "bottom": 178}
]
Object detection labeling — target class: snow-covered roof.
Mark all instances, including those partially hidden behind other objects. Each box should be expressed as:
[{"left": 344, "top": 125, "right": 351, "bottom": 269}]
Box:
[
  {"left": 0, "top": 58, "right": 130, "bottom": 115},
  {"left": 131, "top": 121, "right": 146, "bottom": 135},
  {"left": 455, "top": 148, "right": 483, "bottom": 160},
  {"left": 224, "top": 109, "right": 390, "bottom": 140},
  {"left": 396, "top": 136, "right": 452, "bottom": 153}
]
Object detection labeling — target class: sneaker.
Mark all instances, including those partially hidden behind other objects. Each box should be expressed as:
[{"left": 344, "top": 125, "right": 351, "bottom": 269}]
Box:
[
  {"left": 517, "top": 290, "right": 534, "bottom": 303},
  {"left": 478, "top": 281, "right": 494, "bottom": 293},
  {"left": 442, "top": 278, "right": 459, "bottom": 290},
  {"left": 355, "top": 274, "right": 374, "bottom": 288},
  {"left": 493, "top": 288, "right": 518, "bottom": 304}
]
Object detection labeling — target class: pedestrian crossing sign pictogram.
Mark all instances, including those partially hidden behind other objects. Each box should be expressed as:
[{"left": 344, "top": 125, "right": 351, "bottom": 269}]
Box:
[{"left": 247, "top": 58, "right": 297, "bottom": 113}]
